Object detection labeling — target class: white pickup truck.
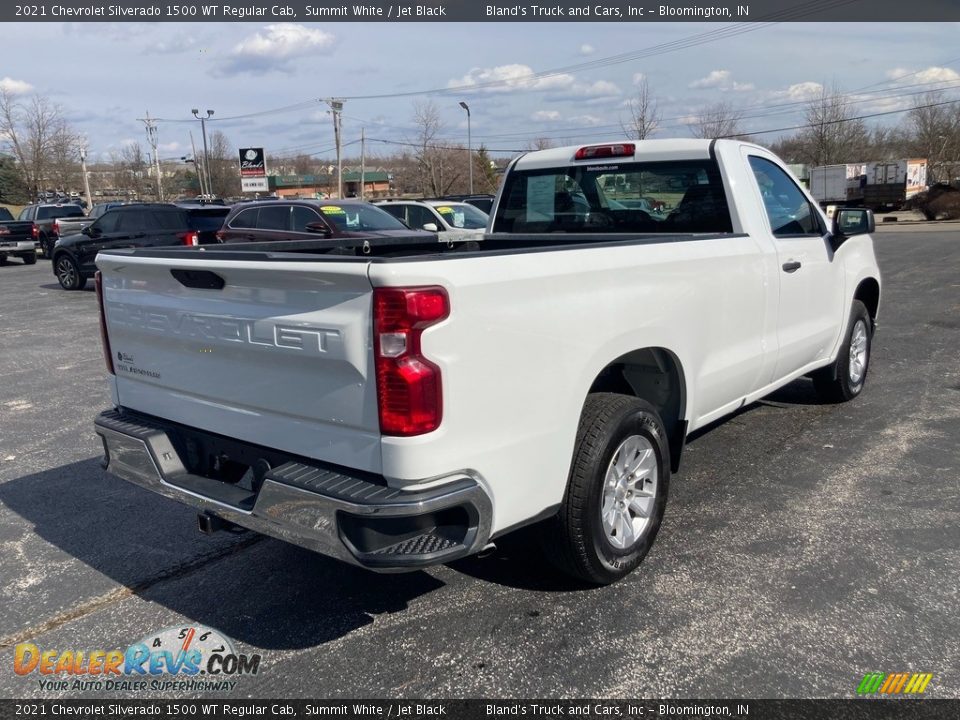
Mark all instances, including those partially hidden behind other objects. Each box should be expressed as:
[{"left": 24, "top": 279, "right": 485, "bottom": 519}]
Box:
[{"left": 93, "top": 139, "right": 881, "bottom": 584}]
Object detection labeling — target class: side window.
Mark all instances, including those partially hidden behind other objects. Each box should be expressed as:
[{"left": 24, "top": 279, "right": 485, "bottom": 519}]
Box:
[
  {"left": 18, "top": 207, "right": 32, "bottom": 221},
  {"left": 378, "top": 204, "right": 405, "bottom": 222},
  {"left": 406, "top": 205, "right": 433, "bottom": 230},
  {"left": 229, "top": 208, "right": 258, "bottom": 229},
  {"left": 94, "top": 212, "right": 121, "bottom": 234},
  {"left": 291, "top": 206, "right": 323, "bottom": 232},
  {"left": 748, "top": 156, "right": 821, "bottom": 236},
  {"left": 257, "top": 205, "right": 290, "bottom": 230},
  {"left": 118, "top": 211, "right": 148, "bottom": 232}
]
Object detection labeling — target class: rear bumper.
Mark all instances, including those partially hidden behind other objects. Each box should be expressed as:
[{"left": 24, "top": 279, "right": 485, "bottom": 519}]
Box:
[
  {"left": 94, "top": 408, "right": 492, "bottom": 571},
  {"left": 0, "top": 240, "right": 35, "bottom": 253}
]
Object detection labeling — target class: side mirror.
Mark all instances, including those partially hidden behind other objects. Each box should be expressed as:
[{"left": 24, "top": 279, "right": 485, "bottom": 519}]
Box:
[
  {"left": 422, "top": 223, "right": 439, "bottom": 233},
  {"left": 81, "top": 226, "right": 91, "bottom": 236},
  {"left": 304, "top": 221, "right": 332, "bottom": 237},
  {"left": 830, "top": 208, "right": 874, "bottom": 250}
]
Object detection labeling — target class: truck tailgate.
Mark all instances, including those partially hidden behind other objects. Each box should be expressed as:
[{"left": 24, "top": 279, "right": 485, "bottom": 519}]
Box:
[{"left": 96, "top": 253, "right": 381, "bottom": 473}]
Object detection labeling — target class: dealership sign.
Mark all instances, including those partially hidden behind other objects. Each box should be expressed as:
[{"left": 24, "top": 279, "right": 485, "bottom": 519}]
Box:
[
  {"left": 239, "top": 148, "right": 266, "bottom": 177},
  {"left": 241, "top": 177, "right": 269, "bottom": 192}
]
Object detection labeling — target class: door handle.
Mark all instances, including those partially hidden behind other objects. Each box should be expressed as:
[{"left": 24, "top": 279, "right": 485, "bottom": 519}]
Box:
[{"left": 782, "top": 261, "right": 802, "bottom": 273}]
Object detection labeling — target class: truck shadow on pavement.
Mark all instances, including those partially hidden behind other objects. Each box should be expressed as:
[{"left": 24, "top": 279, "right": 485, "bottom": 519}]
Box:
[{"left": 0, "top": 458, "right": 443, "bottom": 650}]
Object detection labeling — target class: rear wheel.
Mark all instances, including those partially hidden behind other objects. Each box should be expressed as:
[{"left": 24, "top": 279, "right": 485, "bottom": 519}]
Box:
[
  {"left": 0, "top": 254, "right": 7, "bottom": 265},
  {"left": 22, "top": 252, "right": 37, "bottom": 265},
  {"left": 813, "top": 300, "right": 872, "bottom": 402},
  {"left": 55, "top": 254, "right": 86, "bottom": 290},
  {"left": 544, "top": 393, "right": 670, "bottom": 585},
  {"left": 41, "top": 234, "right": 54, "bottom": 259}
]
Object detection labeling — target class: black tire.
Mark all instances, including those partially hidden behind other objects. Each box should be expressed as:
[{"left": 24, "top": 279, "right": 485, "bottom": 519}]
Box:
[
  {"left": 22, "top": 252, "right": 37, "bottom": 265},
  {"left": 0, "top": 254, "right": 7, "bottom": 265},
  {"left": 54, "top": 254, "right": 86, "bottom": 290},
  {"left": 544, "top": 393, "right": 671, "bottom": 585},
  {"left": 813, "top": 300, "right": 872, "bottom": 402},
  {"left": 40, "top": 234, "right": 53, "bottom": 259}
]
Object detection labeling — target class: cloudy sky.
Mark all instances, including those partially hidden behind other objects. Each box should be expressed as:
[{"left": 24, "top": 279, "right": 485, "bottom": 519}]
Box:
[{"left": 2, "top": 21, "right": 959, "bottom": 165}]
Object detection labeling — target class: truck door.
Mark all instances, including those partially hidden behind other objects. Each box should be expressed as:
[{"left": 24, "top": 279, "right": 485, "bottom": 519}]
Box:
[{"left": 746, "top": 155, "right": 845, "bottom": 381}]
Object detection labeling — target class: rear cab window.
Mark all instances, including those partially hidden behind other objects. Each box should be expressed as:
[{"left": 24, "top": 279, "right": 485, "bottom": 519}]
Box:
[
  {"left": 36, "top": 206, "right": 85, "bottom": 221},
  {"left": 493, "top": 159, "right": 733, "bottom": 235},
  {"left": 187, "top": 208, "right": 230, "bottom": 232}
]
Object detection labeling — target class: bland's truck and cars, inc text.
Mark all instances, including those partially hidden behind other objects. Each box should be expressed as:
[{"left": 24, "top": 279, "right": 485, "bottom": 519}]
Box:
[{"left": 92, "top": 139, "right": 880, "bottom": 585}]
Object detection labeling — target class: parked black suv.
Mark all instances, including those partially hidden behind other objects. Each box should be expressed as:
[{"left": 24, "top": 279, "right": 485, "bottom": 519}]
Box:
[
  {"left": 51, "top": 203, "right": 230, "bottom": 290},
  {"left": 216, "top": 198, "right": 435, "bottom": 244}
]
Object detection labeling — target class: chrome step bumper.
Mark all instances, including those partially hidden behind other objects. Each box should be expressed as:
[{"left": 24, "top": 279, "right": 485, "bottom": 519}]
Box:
[{"left": 94, "top": 409, "right": 492, "bottom": 570}]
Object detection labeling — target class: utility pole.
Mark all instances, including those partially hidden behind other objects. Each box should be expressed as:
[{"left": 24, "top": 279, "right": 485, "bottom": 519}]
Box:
[
  {"left": 189, "top": 131, "right": 206, "bottom": 197},
  {"left": 326, "top": 98, "right": 344, "bottom": 199},
  {"left": 192, "top": 109, "right": 214, "bottom": 197},
  {"left": 138, "top": 111, "right": 164, "bottom": 200},
  {"left": 78, "top": 146, "right": 93, "bottom": 211},
  {"left": 360, "top": 127, "right": 365, "bottom": 200}
]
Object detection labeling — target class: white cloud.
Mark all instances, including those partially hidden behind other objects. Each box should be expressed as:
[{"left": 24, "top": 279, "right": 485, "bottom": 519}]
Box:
[
  {"left": 574, "top": 80, "right": 622, "bottom": 97},
  {"left": 570, "top": 114, "right": 605, "bottom": 126},
  {"left": 690, "top": 70, "right": 731, "bottom": 89},
  {"left": 632, "top": 73, "right": 646, "bottom": 86},
  {"left": 580, "top": 44, "right": 595, "bottom": 56},
  {"left": 449, "top": 64, "right": 576, "bottom": 94},
  {"left": 0, "top": 77, "right": 33, "bottom": 94},
  {"left": 219, "top": 24, "right": 336, "bottom": 74},
  {"left": 886, "top": 66, "right": 960, "bottom": 85},
  {"left": 532, "top": 110, "right": 561, "bottom": 122},
  {"left": 689, "top": 70, "right": 754, "bottom": 92},
  {"left": 772, "top": 81, "right": 824, "bottom": 102}
]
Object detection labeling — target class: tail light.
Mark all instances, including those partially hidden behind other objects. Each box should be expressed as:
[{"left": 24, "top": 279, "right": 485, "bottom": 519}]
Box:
[
  {"left": 178, "top": 231, "right": 199, "bottom": 246},
  {"left": 95, "top": 271, "right": 115, "bottom": 376},
  {"left": 31, "top": 224, "right": 39, "bottom": 240},
  {"left": 373, "top": 287, "right": 449, "bottom": 436},
  {"left": 52, "top": 220, "right": 60, "bottom": 236}
]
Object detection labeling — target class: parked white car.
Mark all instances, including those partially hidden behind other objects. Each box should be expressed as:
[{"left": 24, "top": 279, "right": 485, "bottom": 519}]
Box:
[
  {"left": 93, "top": 139, "right": 880, "bottom": 584},
  {"left": 373, "top": 199, "right": 488, "bottom": 242}
]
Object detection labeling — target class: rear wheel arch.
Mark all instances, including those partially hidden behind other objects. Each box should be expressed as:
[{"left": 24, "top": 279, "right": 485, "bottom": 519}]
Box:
[{"left": 587, "top": 347, "right": 688, "bottom": 472}]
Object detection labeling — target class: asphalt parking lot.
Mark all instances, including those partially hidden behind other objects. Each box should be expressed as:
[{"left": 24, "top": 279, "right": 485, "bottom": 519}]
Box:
[{"left": 0, "top": 227, "right": 958, "bottom": 699}]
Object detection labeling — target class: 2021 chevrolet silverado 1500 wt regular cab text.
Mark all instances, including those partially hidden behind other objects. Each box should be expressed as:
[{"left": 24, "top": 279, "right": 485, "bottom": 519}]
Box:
[{"left": 93, "top": 140, "right": 881, "bottom": 584}]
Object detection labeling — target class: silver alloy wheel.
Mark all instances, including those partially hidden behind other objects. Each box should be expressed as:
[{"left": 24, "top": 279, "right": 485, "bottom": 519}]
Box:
[
  {"left": 848, "top": 319, "right": 868, "bottom": 384},
  {"left": 56, "top": 257, "right": 76, "bottom": 288},
  {"left": 600, "top": 434, "right": 658, "bottom": 550}
]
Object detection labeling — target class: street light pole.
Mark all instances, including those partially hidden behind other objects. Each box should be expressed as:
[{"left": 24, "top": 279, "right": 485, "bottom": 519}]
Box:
[
  {"left": 79, "top": 147, "right": 93, "bottom": 211},
  {"left": 192, "top": 108, "right": 214, "bottom": 197},
  {"left": 459, "top": 101, "right": 473, "bottom": 194}
]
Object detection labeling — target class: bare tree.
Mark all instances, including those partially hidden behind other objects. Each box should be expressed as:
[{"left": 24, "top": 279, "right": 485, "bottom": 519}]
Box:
[
  {"left": 794, "top": 82, "right": 870, "bottom": 166},
  {"left": 621, "top": 77, "right": 661, "bottom": 140},
  {"left": 409, "top": 100, "right": 465, "bottom": 196},
  {"left": 688, "top": 101, "right": 743, "bottom": 139},
  {"left": 119, "top": 142, "right": 148, "bottom": 198},
  {"left": 905, "top": 91, "right": 960, "bottom": 183},
  {"left": 525, "top": 137, "right": 555, "bottom": 151},
  {"left": 0, "top": 90, "right": 77, "bottom": 196},
  {"left": 207, "top": 130, "right": 241, "bottom": 198}
]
